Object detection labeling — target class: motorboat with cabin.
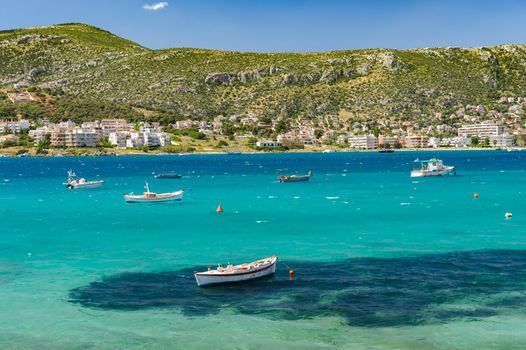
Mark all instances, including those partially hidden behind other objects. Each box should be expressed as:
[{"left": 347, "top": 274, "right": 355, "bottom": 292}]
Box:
[
  {"left": 194, "top": 255, "right": 278, "bottom": 287},
  {"left": 66, "top": 170, "right": 104, "bottom": 189},
  {"left": 410, "top": 158, "right": 456, "bottom": 177}
]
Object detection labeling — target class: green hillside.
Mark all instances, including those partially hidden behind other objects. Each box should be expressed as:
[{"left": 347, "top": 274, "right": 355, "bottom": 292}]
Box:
[{"left": 1, "top": 23, "right": 526, "bottom": 122}]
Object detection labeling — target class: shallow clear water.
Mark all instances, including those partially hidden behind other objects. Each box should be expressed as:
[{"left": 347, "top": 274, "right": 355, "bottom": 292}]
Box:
[{"left": 1, "top": 151, "right": 526, "bottom": 349}]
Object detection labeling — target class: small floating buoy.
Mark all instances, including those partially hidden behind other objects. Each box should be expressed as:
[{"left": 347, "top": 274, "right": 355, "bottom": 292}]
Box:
[
  {"left": 216, "top": 204, "right": 223, "bottom": 213},
  {"left": 288, "top": 268, "right": 295, "bottom": 280},
  {"left": 505, "top": 212, "right": 513, "bottom": 218},
  {"left": 474, "top": 193, "right": 479, "bottom": 198}
]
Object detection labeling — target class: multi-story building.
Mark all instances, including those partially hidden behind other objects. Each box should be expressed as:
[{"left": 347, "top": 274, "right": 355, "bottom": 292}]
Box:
[
  {"left": 0, "top": 119, "right": 31, "bottom": 133},
  {"left": 458, "top": 122, "right": 505, "bottom": 138},
  {"left": 126, "top": 132, "right": 145, "bottom": 148},
  {"left": 29, "top": 126, "right": 53, "bottom": 145},
  {"left": 50, "top": 128, "right": 68, "bottom": 147},
  {"left": 64, "top": 129, "right": 101, "bottom": 147},
  {"left": 348, "top": 135, "right": 377, "bottom": 149},
  {"left": 108, "top": 132, "right": 128, "bottom": 148},
  {"left": 100, "top": 119, "right": 132, "bottom": 137},
  {"left": 404, "top": 135, "right": 429, "bottom": 148},
  {"left": 489, "top": 134, "right": 514, "bottom": 147},
  {"left": 144, "top": 132, "right": 170, "bottom": 147},
  {"left": 378, "top": 135, "right": 399, "bottom": 147}
]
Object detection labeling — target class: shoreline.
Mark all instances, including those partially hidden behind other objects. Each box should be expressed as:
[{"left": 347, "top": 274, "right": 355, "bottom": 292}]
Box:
[{"left": 0, "top": 146, "right": 519, "bottom": 158}]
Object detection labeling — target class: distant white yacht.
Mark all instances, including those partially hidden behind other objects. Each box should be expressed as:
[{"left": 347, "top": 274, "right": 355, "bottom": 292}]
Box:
[{"left": 66, "top": 170, "right": 104, "bottom": 189}]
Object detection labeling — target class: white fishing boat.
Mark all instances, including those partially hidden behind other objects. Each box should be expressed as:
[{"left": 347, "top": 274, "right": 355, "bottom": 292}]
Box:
[
  {"left": 123, "top": 182, "right": 184, "bottom": 203},
  {"left": 66, "top": 170, "right": 104, "bottom": 189},
  {"left": 410, "top": 158, "right": 456, "bottom": 177},
  {"left": 194, "top": 255, "right": 278, "bottom": 287}
]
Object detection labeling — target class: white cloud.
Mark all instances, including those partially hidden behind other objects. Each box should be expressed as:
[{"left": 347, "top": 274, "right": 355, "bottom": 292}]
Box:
[{"left": 143, "top": 2, "right": 169, "bottom": 11}]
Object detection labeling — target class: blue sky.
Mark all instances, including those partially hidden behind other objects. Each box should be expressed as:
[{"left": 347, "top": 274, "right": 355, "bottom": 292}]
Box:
[{"left": 1, "top": 0, "right": 526, "bottom": 52}]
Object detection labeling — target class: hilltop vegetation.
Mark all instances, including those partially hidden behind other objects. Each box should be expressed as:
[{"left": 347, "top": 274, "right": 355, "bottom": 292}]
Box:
[{"left": 1, "top": 23, "right": 526, "bottom": 123}]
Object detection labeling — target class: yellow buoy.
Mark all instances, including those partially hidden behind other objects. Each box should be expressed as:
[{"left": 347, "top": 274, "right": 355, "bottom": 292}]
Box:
[
  {"left": 216, "top": 204, "right": 223, "bottom": 213},
  {"left": 474, "top": 193, "right": 479, "bottom": 198}
]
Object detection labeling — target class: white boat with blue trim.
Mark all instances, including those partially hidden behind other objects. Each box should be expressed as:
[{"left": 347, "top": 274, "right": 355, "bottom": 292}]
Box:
[
  {"left": 410, "top": 158, "right": 456, "bottom": 177},
  {"left": 194, "top": 255, "right": 278, "bottom": 287}
]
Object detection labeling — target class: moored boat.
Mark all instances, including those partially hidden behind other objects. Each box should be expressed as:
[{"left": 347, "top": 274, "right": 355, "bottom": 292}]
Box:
[
  {"left": 123, "top": 182, "right": 184, "bottom": 203},
  {"left": 278, "top": 171, "right": 312, "bottom": 183},
  {"left": 66, "top": 170, "right": 104, "bottom": 189},
  {"left": 194, "top": 255, "right": 278, "bottom": 287},
  {"left": 410, "top": 158, "right": 456, "bottom": 177},
  {"left": 378, "top": 149, "right": 394, "bottom": 153},
  {"left": 154, "top": 173, "right": 182, "bottom": 179}
]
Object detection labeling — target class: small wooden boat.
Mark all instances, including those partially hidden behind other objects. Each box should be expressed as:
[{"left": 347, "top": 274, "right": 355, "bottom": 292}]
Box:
[
  {"left": 194, "top": 255, "right": 278, "bottom": 287},
  {"left": 154, "top": 173, "right": 182, "bottom": 179},
  {"left": 124, "top": 182, "right": 184, "bottom": 203},
  {"left": 278, "top": 171, "right": 312, "bottom": 183},
  {"left": 66, "top": 170, "right": 103, "bottom": 189}
]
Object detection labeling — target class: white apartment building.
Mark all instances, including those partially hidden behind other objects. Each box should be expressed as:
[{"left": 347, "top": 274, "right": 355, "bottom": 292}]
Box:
[
  {"left": 144, "top": 132, "right": 170, "bottom": 147},
  {"left": 29, "top": 126, "right": 52, "bottom": 145},
  {"left": 100, "top": 119, "right": 132, "bottom": 137},
  {"left": 126, "top": 132, "right": 144, "bottom": 148},
  {"left": 112, "top": 131, "right": 171, "bottom": 148},
  {"left": 489, "top": 134, "right": 514, "bottom": 147},
  {"left": 108, "top": 132, "right": 128, "bottom": 148},
  {"left": 64, "top": 129, "right": 101, "bottom": 147},
  {"left": 348, "top": 135, "right": 377, "bottom": 149},
  {"left": 458, "top": 122, "right": 505, "bottom": 138},
  {"left": 0, "top": 119, "right": 31, "bottom": 133}
]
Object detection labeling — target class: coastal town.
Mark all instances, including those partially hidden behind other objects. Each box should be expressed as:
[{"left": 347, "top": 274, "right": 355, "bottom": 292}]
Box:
[{"left": 1, "top": 89, "right": 526, "bottom": 154}]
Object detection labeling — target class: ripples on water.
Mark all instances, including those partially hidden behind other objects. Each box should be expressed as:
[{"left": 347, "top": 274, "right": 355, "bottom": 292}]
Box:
[{"left": 70, "top": 249, "right": 526, "bottom": 327}]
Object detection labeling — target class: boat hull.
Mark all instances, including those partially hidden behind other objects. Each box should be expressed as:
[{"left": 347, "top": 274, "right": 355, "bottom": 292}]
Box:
[
  {"left": 278, "top": 172, "right": 312, "bottom": 182},
  {"left": 194, "top": 258, "right": 277, "bottom": 287},
  {"left": 410, "top": 167, "right": 455, "bottom": 177},
  {"left": 67, "top": 180, "right": 104, "bottom": 189},
  {"left": 279, "top": 176, "right": 310, "bottom": 182},
  {"left": 124, "top": 190, "right": 184, "bottom": 203},
  {"left": 154, "top": 174, "right": 182, "bottom": 179}
]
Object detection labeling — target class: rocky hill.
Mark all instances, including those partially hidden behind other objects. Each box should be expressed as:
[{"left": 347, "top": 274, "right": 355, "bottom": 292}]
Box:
[{"left": 1, "top": 23, "right": 526, "bottom": 121}]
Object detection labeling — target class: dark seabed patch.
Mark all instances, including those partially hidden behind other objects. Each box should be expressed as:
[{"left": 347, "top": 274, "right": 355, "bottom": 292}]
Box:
[{"left": 69, "top": 250, "right": 526, "bottom": 327}]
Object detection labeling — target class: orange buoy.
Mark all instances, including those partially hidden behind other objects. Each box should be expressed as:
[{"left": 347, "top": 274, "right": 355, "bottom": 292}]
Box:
[
  {"left": 474, "top": 193, "right": 479, "bottom": 198},
  {"left": 288, "top": 268, "right": 295, "bottom": 280},
  {"left": 216, "top": 204, "right": 223, "bottom": 213}
]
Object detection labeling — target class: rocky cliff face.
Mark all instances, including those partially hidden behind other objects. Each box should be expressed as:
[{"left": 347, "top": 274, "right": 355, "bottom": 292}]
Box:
[{"left": 1, "top": 23, "right": 526, "bottom": 120}]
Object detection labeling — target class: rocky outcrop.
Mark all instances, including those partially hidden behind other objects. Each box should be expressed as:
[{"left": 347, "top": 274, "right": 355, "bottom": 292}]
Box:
[
  {"left": 205, "top": 66, "right": 281, "bottom": 85},
  {"left": 377, "top": 52, "right": 410, "bottom": 72},
  {"left": 205, "top": 72, "right": 238, "bottom": 85}
]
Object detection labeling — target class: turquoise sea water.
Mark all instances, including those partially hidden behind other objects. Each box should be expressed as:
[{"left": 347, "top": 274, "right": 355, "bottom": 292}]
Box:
[{"left": 1, "top": 151, "right": 526, "bottom": 349}]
